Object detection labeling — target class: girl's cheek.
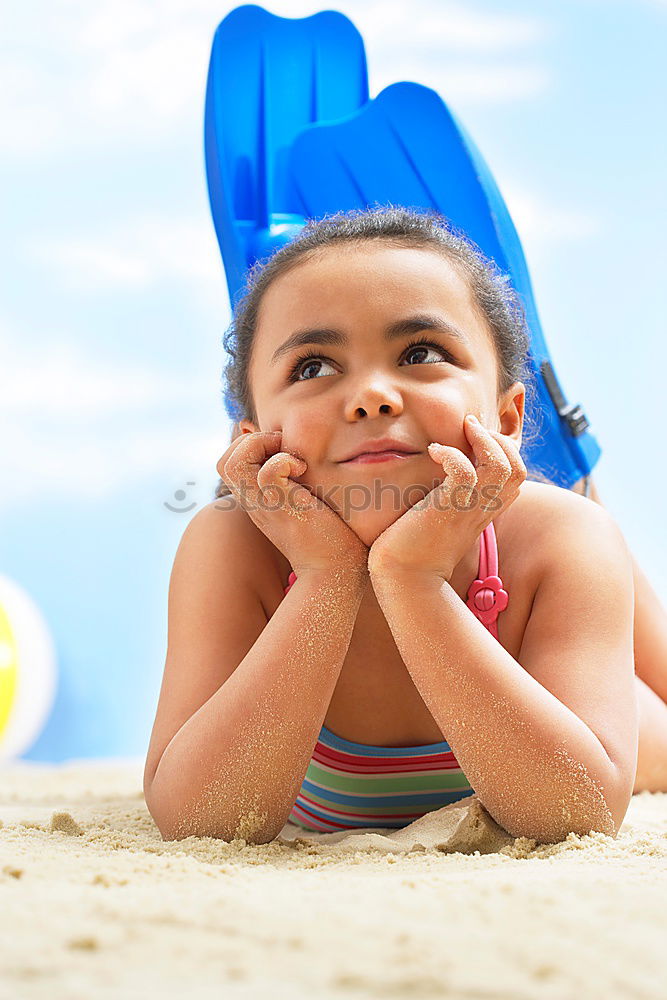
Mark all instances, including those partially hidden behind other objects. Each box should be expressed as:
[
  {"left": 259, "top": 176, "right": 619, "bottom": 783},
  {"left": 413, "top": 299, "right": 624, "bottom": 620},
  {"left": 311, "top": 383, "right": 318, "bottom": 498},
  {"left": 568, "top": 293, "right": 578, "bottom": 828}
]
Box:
[
  {"left": 282, "top": 411, "right": 329, "bottom": 455},
  {"left": 425, "top": 402, "right": 478, "bottom": 465}
]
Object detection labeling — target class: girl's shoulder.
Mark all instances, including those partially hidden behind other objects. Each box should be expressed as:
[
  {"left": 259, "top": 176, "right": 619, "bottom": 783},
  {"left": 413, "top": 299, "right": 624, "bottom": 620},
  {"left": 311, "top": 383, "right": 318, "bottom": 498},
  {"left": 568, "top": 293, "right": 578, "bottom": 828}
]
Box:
[
  {"left": 501, "top": 478, "right": 626, "bottom": 582},
  {"left": 508, "top": 477, "right": 590, "bottom": 529},
  {"left": 510, "top": 477, "right": 611, "bottom": 528},
  {"left": 202, "top": 493, "right": 288, "bottom": 619},
  {"left": 494, "top": 478, "right": 630, "bottom": 657}
]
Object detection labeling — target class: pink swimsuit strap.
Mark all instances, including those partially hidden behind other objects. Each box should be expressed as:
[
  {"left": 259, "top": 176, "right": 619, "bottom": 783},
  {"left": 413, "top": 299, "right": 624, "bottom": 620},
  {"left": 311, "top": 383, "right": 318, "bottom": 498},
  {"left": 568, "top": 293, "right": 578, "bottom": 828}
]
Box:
[
  {"left": 284, "top": 521, "right": 508, "bottom": 638},
  {"left": 464, "top": 520, "right": 508, "bottom": 640}
]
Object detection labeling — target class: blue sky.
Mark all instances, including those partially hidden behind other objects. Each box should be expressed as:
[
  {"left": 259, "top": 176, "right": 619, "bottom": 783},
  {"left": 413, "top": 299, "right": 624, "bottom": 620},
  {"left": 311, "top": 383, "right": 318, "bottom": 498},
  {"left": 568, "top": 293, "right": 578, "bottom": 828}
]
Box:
[{"left": 1, "top": 0, "right": 665, "bottom": 760}]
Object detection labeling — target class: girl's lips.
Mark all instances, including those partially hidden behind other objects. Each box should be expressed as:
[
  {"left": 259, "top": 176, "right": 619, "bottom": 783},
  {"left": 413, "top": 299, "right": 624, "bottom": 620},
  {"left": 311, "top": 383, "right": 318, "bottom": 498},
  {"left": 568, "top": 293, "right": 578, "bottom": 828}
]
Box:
[{"left": 342, "top": 450, "right": 419, "bottom": 465}]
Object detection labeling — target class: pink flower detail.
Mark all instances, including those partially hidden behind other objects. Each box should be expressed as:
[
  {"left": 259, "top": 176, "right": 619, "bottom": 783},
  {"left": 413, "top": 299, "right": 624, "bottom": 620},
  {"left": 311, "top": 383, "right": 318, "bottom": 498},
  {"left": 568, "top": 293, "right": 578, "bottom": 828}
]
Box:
[{"left": 466, "top": 575, "right": 509, "bottom": 625}]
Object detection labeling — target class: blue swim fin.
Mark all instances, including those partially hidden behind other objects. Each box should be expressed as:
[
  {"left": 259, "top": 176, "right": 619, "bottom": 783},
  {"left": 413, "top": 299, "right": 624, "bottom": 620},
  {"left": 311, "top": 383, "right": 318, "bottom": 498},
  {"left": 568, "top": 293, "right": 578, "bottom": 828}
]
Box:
[
  {"left": 204, "top": 5, "right": 600, "bottom": 489},
  {"left": 204, "top": 4, "right": 368, "bottom": 308}
]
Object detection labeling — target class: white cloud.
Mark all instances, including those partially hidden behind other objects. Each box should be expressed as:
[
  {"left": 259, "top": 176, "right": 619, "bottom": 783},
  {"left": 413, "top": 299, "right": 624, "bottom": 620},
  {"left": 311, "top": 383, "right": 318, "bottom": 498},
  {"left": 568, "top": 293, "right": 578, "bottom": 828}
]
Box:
[
  {"left": 1, "top": 0, "right": 552, "bottom": 160},
  {"left": 0, "top": 54, "right": 63, "bottom": 157},
  {"left": 357, "top": 0, "right": 550, "bottom": 51},
  {"left": 25, "top": 215, "right": 224, "bottom": 294},
  {"left": 3, "top": 420, "right": 226, "bottom": 510},
  {"left": 500, "top": 187, "right": 601, "bottom": 245},
  {"left": 1, "top": 2, "right": 214, "bottom": 159},
  {"left": 15, "top": 417, "right": 221, "bottom": 486},
  {"left": 374, "top": 63, "right": 550, "bottom": 104},
  {"left": 1, "top": 339, "right": 209, "bottom": 417},
  {"left": 0, "top": 320, "right": 232, "bottom": 511}
]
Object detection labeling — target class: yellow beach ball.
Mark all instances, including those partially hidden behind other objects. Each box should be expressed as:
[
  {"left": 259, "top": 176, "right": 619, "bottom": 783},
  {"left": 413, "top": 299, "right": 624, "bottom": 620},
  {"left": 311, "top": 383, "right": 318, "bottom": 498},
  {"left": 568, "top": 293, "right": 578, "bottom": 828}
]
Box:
[{"left": 0, "top": 574, "right": 57, "bottom": 760}]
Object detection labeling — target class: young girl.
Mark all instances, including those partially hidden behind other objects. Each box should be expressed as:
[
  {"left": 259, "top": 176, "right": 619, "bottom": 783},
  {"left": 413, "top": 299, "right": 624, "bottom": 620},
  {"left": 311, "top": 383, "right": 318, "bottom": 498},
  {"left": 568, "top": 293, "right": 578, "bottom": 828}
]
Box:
[{"left": 144, "top": 206, "right": 667, "bottom": 846}]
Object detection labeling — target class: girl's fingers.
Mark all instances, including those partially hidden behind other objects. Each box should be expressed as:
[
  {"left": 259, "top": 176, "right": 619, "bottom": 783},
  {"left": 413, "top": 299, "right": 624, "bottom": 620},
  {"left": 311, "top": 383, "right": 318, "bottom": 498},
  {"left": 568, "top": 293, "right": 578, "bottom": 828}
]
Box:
[
  {"left": 420, "top": 443, "right": 477, "bottom": 513},
  {"left": 487, "top": 429, "right": 528, "bottom": 487},
  {"left": 464, "top": 418, "right": 512, "bottom": 490},
  {"left": 257, "top": 452, "right": 305, "bottom": 493},
  {"left": 427, "top": 442, "right": 477, "bottom": 486},
  {"left": 221, "top": 431, "right": 283, "bottom": 496},
  {"left": 257, "top": 452, "right": 317, "bottom": 511},
  {"left": 217, "top": 429, "right": 282, "bottom": 477}
]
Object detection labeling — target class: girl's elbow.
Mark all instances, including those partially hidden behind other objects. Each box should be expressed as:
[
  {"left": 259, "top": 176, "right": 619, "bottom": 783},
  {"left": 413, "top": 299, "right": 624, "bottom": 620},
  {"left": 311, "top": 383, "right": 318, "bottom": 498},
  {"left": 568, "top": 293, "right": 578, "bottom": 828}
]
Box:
[
  {"left": 515, "top": 812, "right": 617, "bottom": 845},
  {"left": 498, "top": 792, "right": 622, "bottom": 844},
  {"left": 550, "top": 759, "right": 633, "bottom": 842},
  {"left": 550, "top": 785, "right": 625, "bottom": 842}
]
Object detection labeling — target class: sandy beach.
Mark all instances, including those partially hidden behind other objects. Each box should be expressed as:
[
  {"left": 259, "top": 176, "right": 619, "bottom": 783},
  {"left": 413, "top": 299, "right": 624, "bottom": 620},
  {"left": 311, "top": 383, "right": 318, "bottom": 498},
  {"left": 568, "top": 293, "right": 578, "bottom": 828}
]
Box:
[{"left": 1, "top": 758, "right": 666, "bottom": 999}]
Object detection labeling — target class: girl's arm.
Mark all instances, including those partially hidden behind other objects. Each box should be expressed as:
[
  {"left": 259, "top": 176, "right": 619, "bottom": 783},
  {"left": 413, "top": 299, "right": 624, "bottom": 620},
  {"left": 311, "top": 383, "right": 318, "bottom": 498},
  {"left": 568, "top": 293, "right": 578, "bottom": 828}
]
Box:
[
  {"left": 369, "top": 494, "right": 637, "bottom": 843},
  {"left": 145, "top": 503, "right": 368, "bottom": 845}
]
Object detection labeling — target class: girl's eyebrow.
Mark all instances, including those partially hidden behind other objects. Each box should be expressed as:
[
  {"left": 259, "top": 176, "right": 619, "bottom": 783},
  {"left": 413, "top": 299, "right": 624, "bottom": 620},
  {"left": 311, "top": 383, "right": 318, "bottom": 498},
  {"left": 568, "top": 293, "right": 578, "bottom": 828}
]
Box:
[{"left": 270, "top": 313, "right": 471, "bottom": 365}]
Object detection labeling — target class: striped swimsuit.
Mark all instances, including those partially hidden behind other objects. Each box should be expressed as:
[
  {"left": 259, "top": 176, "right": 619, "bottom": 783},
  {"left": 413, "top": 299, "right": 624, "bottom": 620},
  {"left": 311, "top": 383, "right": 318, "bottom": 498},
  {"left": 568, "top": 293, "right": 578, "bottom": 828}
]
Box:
[{"left": 283, "top": 521, "right": 509, "bottom": 832}]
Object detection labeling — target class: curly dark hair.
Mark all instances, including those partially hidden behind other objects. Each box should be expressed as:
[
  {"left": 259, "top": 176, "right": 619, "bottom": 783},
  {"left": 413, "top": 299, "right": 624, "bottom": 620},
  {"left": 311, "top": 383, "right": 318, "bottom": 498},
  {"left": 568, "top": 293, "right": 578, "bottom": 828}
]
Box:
[{"left": 214, "top": 204, "right": 552, "bottom": 498}]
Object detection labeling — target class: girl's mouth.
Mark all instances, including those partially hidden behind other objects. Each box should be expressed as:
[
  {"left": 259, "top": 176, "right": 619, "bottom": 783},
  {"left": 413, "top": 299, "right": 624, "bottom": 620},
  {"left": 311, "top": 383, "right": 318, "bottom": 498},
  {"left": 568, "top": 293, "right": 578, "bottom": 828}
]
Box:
[{"left": 342, "top": 450, "right": 419, "bottom": 465}]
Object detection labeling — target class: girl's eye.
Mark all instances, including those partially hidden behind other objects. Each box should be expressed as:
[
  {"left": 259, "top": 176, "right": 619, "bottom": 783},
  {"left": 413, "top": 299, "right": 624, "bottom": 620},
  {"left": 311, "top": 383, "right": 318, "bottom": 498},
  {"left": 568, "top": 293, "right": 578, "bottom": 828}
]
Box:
[
  {"left": 287, "top": 352, "right": 337, "bottom": 383},
  {"left": 286, "top": 338, "right": 454, "bottom": 384},
  {"left": 401, "top": 337, "right": 454, "bottom": 367}
]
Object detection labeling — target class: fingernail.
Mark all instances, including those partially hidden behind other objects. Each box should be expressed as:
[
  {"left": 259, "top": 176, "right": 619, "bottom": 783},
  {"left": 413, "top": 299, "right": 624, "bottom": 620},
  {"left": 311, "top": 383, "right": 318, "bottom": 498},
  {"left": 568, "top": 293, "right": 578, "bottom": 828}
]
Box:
[{"left": 468, "top": 414, "right": 478, "bottom": 424}]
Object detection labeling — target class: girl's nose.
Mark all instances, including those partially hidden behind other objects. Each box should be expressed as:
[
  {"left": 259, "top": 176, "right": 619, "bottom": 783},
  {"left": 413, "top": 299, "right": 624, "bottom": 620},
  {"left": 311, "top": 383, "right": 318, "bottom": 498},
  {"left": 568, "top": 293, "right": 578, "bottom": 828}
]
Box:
[{"left": 343, "top": 379, "right": 404, "bottom": 420}]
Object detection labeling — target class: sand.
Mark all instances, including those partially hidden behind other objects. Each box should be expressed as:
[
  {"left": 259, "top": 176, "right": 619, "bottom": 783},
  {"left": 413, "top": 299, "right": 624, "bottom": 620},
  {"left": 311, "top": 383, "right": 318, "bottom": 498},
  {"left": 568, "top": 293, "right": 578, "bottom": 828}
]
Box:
[{"left": 1, "top": 759, "right": 667, "bottom": 999}]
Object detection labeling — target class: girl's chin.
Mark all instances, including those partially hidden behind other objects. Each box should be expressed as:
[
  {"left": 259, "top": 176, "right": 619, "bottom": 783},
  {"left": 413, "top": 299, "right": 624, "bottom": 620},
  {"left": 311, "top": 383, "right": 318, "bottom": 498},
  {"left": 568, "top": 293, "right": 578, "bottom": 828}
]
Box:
[
  {"left": 344, "top": 511, "right": 409, "bottom": 544},
  {"left": 308, "top": 479, "right": 434, "bottom": 532}
]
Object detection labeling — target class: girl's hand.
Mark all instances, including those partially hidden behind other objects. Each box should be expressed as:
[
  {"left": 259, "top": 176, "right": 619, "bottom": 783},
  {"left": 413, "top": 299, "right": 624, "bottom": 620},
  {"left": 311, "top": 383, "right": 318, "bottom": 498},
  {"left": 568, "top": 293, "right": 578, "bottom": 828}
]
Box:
[
  {"left": 367, "top": 415, "right": 527, "bottom": 581},
  {"left": 216, "top": 430, "right": 369, "bottom": 577}
]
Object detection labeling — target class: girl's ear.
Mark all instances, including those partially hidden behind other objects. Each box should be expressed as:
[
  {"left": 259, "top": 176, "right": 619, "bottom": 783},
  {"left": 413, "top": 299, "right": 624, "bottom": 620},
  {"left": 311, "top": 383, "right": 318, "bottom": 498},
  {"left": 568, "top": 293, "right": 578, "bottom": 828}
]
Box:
[
  {"left": 497, "top": 381, "right": 525, "bottom": 444},
  {"left": 237, "top": 419, "right": 258, "bottom": 436}
]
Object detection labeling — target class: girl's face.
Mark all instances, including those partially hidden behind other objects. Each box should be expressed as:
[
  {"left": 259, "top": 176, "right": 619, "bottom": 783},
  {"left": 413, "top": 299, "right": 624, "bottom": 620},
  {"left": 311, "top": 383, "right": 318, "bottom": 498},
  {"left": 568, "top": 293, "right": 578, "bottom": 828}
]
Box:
[{"left": 240, "top": 244, "right": 525, "bottom": 546}]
